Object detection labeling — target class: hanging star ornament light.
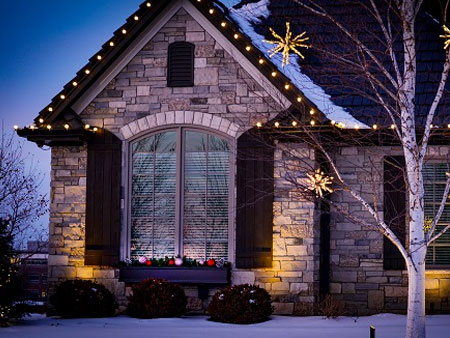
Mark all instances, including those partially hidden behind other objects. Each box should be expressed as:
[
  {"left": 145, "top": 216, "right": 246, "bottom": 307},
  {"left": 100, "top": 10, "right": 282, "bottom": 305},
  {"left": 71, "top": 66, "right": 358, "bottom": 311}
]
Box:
[
  {"left": 440, "top": 25, "right": 450, "bottom": 49},
  {"left": 306, "top": 169, "right": 334, "bottom": 197},
  {"left": 263, "top": 22, "right": 310, "bottom": 67}
]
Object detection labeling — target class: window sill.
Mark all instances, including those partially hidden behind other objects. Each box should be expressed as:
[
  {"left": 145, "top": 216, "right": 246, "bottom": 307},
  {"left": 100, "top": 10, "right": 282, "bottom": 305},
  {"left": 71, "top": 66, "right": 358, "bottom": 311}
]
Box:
[{"left": 119, "top": 266, "right": 230, "bottom": 285}]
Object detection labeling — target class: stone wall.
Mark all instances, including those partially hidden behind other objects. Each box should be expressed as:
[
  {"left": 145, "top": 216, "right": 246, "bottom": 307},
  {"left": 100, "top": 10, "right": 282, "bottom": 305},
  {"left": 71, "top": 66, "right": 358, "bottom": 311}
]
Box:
[
  {"left": 46, "top": 5, "right": 450, "bottom": 316},
  {"left": 48, "top": 7, "right": 288, "bottom": 313},
  {"left": 231, "top": 143, "right": 320, "bottom": 315},
  {"left": 48, "top": 146, "right": 127, "bottom": 311},
  {"left": 79, "top": 8, "right": 281, "bottom": 137},
  {"left": 330, "top": 145, "right": 450, "bottom": 315}
]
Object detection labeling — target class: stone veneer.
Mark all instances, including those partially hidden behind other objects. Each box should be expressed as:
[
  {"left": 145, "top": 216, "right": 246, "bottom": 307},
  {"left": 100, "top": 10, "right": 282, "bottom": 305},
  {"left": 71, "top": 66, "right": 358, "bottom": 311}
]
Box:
[
  {"left": 47, "top": 6, "right": 450, "bottom": 315},
  {"left": 330, "top": 145, "right": 450, "bottom": 315},
  {"left": 49, "top": 146, "right": 127, "bottom": 311},
  {"left": 48, "top": 8, "right": 305, "bottom": 313},
  {"left": 231, "top": 143, "right": 320, "bottom": 315}
]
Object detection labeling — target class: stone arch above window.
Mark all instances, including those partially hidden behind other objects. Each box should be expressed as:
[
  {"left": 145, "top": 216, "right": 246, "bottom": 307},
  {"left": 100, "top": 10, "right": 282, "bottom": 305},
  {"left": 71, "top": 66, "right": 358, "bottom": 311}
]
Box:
[{"left": 119, "top": 111, "right": 240, "bottom": 140}]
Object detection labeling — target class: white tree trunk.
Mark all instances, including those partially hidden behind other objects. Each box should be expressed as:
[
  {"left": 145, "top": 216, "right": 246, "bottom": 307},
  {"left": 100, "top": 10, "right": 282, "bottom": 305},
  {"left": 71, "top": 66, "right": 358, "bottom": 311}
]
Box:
[{"left": 406, "top": 246, "right": 426, "bottom": 338}]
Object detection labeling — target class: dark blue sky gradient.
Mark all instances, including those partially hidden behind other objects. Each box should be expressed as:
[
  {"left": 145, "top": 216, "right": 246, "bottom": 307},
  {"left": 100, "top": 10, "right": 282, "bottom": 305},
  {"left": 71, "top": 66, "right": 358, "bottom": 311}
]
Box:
[{"left": 0, "top": 0, "right": 142, "bottom": 236}]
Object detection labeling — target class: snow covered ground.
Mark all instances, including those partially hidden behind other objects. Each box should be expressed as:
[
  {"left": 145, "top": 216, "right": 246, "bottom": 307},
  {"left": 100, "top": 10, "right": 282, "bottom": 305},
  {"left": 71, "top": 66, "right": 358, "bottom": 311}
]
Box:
[{"left": 1, "top": 314, "right": 449, "bottom": 338}]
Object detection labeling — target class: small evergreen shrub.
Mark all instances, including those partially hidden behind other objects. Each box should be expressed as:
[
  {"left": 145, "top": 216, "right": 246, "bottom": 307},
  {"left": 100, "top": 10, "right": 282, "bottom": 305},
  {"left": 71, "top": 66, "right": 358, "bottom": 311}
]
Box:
[
  {"left": 207, "top": 284, "right": 273, "bottom": 324},
  {"left": 50, "top": 279, "right": 117, "bottom": 318},
  {"left": 127, "top": 278, "right": 187, "bottom": 318},
  {"left": 0, "top": 219, "right": 26, "bottom": 326}
]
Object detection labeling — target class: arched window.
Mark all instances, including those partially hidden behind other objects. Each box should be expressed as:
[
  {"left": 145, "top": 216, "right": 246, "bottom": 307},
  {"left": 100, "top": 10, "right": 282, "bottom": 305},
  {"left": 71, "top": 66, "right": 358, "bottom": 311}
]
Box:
[
  {"left": 167, "top": 42, "right": 194, "bottom": 87},
  {"left": 130, "top": 128, "right": 230, "bottom": 261}
]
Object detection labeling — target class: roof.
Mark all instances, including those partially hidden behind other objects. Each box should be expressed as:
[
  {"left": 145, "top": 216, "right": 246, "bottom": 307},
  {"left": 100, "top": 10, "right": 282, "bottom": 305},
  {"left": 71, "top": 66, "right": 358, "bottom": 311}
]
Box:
[
  {"left": 225, "top": 0, "right": 450, "bottom": 127},
  {"left": 17, "top": 0, "right": 450, "bottom": 141}
]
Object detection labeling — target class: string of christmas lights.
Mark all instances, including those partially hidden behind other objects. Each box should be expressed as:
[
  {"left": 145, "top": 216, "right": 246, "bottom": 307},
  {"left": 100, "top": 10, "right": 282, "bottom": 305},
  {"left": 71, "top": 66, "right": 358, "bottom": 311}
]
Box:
[{"left": 13, "top": 0, "right": 450, "bottom": 133}]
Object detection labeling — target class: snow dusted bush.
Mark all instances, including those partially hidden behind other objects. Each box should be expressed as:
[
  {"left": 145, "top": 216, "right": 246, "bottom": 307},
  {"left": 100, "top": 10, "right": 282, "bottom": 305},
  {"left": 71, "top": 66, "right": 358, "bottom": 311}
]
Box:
[
  {"left": 50, "top": 280, "right": 117, "bottom": 318},
  {"left": 207, "top": 284, "right": 273, "bottom": 324},
  {"left": 127, "top": 278, "right": 187, "bottom": 318}
]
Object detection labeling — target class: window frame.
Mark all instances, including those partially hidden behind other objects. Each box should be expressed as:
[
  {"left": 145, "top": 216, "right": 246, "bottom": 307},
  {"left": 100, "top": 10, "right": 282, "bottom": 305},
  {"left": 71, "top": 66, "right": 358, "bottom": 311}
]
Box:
[
  {"left": 122, "top": 125, "right": 235, "bottom": 263},
  {"left": 423, "top": 159, "right": 450, "bottom": 269}
]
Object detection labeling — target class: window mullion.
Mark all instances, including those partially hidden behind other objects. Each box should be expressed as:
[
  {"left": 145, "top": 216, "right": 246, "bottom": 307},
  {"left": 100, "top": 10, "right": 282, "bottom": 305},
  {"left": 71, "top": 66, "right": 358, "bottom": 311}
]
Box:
[
  {"left": 205, "top": 135, "right": 209, "bottom": 260},
  {"left": 176, "top": 128, "right": 183, "bottom": 257}
]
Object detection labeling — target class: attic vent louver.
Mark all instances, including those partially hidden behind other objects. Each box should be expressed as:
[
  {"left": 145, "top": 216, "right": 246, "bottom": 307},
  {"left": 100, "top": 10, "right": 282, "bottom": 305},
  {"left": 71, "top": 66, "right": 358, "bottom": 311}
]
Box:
[{"left": 167, "top": 42, "right": 194, "bottom": 87}]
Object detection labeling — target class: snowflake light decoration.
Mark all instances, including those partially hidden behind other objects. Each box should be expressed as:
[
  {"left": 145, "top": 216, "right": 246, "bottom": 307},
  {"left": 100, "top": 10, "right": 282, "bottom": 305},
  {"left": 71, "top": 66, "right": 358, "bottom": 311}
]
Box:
[
  {"left": 423, "top": 217, "right": 433, "bottom": 233},
  {"left": 306, "top": 169, "right": 334, "bottom": 197},
  {"left": 440, "top": 25, "right": 450, "bottom": 49},
  {"left": 263, "top": 22, "right": 310, "bottom": 67}
]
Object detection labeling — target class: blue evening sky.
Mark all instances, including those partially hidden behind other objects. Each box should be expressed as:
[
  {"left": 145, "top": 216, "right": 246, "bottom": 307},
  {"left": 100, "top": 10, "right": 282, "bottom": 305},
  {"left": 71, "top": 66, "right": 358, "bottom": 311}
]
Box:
[{"left": 0, "top": 0, "right": 142, "bottom": 237}]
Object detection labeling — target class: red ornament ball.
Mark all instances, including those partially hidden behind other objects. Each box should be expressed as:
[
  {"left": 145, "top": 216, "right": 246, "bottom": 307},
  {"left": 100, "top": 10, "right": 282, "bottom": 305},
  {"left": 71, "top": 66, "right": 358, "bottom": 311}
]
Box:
[
  {"left": 207, "top": 258, "right": 215, "bottom": 267},
  {"left": 145, "top": 260, "right": 152, "bottom": 266},
  {"left": 168, "top": 259, "right": 175, "bottom": 266}
]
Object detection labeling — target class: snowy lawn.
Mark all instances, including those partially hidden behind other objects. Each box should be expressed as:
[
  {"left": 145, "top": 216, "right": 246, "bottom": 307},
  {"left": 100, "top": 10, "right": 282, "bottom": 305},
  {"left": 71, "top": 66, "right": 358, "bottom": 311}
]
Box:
[{"left": 1, "top": 314, "right": 449, "bottom": 338}]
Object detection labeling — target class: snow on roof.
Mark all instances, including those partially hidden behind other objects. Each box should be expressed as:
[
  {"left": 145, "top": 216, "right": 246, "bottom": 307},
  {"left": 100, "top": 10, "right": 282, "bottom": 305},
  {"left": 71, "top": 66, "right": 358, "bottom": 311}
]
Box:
[{"left": 219, "top": 0, "right": 369, "bottom": 129}]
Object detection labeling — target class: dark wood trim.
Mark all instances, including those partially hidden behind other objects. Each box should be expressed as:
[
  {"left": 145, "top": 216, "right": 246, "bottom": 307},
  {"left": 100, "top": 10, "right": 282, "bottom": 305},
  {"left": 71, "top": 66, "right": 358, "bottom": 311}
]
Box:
[
  {"left": 16, "top": 128, "right": 92, "bottom": 147},
  {"left": 119, "top": 266, "right": 230, "bottom": 284},
  {"left": 236, "top": 130, "right": 274, "bottom": 268},
  {"left": 383, "top": 156, "right": 406, "bottom": 270}
]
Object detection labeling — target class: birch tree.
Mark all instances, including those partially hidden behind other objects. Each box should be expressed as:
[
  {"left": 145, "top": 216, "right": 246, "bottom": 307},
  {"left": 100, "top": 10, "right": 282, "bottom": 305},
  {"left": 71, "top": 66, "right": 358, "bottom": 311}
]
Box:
[
  {"left": 259, "top": 0, "right": 450, "bottom": 337},
  {"left": 232, "top": 0, "right": 449, "bottom": 337}
]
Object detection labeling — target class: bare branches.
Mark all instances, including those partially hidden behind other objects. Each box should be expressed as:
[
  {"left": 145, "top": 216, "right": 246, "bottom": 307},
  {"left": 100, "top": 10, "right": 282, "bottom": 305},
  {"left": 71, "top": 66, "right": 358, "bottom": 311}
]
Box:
[
  {"left": 369, "top": 0, "right": 402, "bottom": 83},
  {"left": 420, "top": 49, "right": 450, "bottom": 161},
  {"left": 0, "top": 131, "right": 48, "bottom": 247},
  {"left": 426, "top": 174, "right": 450, "bottom": 244},
  {"left": 293, "top": 0, "right": 400, "bottom": 89}
]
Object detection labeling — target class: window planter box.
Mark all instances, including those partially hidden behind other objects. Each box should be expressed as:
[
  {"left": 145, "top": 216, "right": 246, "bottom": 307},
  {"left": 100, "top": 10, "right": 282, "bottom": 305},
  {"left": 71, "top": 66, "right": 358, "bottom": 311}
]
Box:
[{"left": 119, "top": 266, "right": 230, "bottom": 285}]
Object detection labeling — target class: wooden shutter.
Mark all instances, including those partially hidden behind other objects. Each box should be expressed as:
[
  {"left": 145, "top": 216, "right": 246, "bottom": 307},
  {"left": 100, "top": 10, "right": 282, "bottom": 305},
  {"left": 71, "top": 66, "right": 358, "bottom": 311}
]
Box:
[
  {"left": 236, "top": 131, "right": 274, "bottom": 268},
  {"left": 85, "top": 130, "right": 121, "bottom": 266},
  {"left": 383, "top": 156, "right": 406, "bottom": 270},
  {"left": 167, "top": 42, "right": 194, "bottom": 87}
]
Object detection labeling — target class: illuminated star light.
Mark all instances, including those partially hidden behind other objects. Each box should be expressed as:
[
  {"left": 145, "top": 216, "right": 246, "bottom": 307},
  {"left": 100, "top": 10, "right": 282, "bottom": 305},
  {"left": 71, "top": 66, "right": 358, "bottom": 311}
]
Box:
[
  {"left": 306, "top": 168, "right": 334, "bottom": 197},
  {"left": 440, "top": 25, "right": 450, "bottom": 49},
  {"left": 263, "top": 22, "right": 310, "bottom": 67}
]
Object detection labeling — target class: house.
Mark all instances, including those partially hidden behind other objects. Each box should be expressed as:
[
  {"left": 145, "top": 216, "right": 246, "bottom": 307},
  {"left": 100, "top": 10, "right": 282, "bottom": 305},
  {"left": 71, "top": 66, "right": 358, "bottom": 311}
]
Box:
[
  {"left": 17, "top": 0, "right": 450, "bottom": 315},
  {"left": 18, "top": 241, "right": 49, "bottom": 301}
]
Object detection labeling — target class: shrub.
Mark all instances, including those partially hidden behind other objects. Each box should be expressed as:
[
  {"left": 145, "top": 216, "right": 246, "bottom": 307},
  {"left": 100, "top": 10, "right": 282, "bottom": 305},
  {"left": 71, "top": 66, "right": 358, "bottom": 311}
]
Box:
[
  {"left": 207, "top": 284, "right": 273, "bottom": 324},
  {"left": 318, "top": 295, "right": 344, "bottom": 318},
  {"left": 50, "top": 279, "right": 117, "bottom": 318},
  {"left": 0, "top": 219, "right": 26, "bottom": 326},
  {"left": 127, "top": 278, "right": 187, "bottom": 318}
]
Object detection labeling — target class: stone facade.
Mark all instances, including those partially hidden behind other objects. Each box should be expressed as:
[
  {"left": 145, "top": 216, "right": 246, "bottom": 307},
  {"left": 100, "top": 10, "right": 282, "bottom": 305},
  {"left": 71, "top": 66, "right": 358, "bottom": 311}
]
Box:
[
  {"left": 231, "top": 143, "right": 320, "bottom": 315},
  {"left": 79, "top": 9, "right": 281, "bottom": 137},
  {"left": 46, "top": 5, "right": 450, "bottom": 316},
  {"left": 49, "top": 146, "right": 127, "bottom": 311},
  {"left": 330, "top": 146, "right": 450, "bottom": 315}
]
